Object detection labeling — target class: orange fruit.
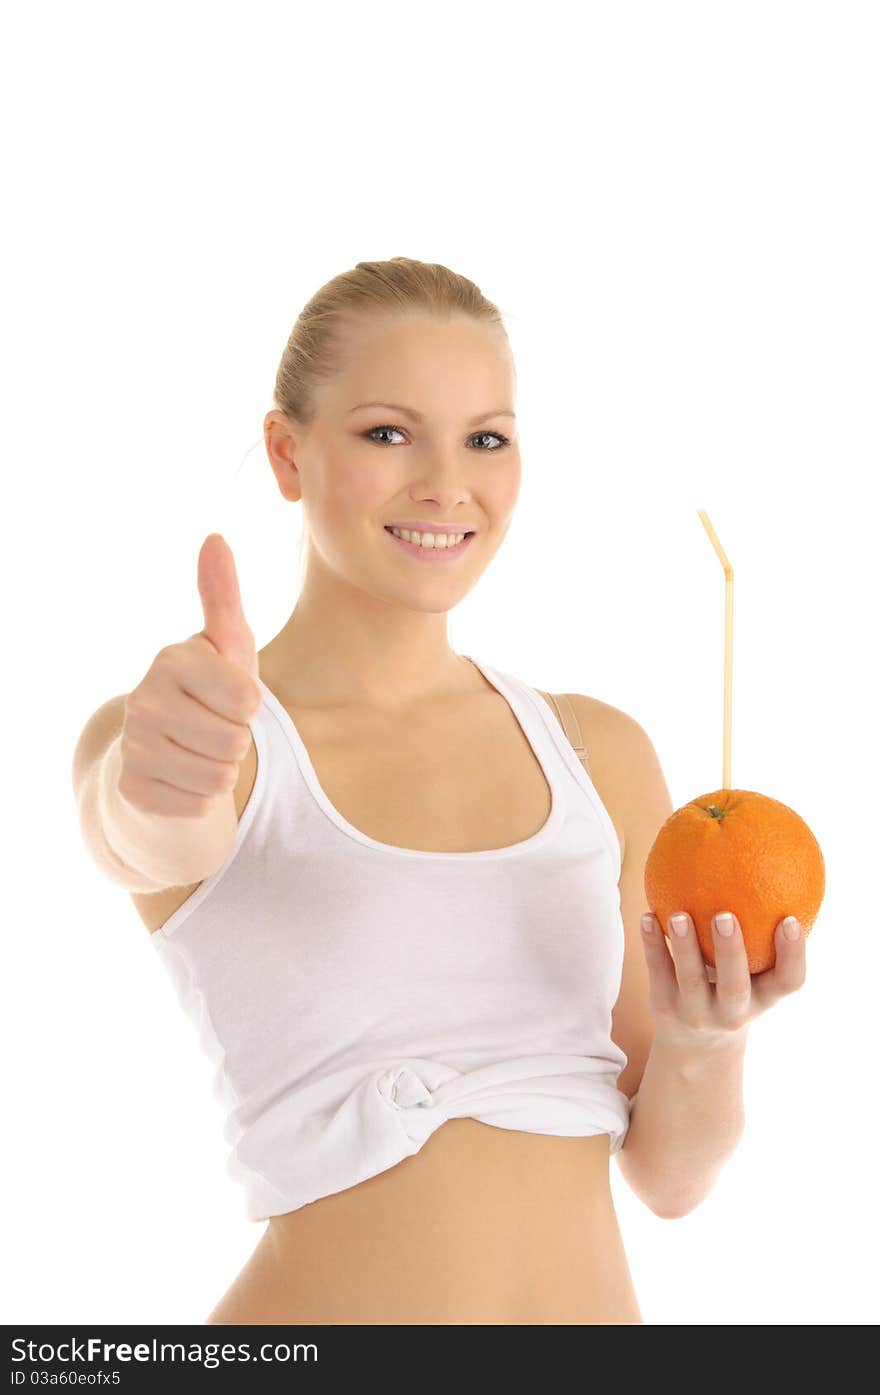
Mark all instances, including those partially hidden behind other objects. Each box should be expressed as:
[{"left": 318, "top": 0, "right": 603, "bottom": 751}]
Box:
[{"left": 644, "top": 789, "right": 825, "bottom": 974}]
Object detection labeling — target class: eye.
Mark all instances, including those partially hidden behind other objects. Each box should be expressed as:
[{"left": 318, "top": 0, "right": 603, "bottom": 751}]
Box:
[
  {"left": 364, "top": 425, "right": 407, "bottom": 446},
  {"left": 470, "top": 431, "right": 510, "bottom": 451},
  {"left": 363, "top": 424, "right": 510, "bottom": 450}
]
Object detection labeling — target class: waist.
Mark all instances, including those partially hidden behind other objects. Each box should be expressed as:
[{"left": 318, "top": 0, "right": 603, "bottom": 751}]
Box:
[{"left": 213, "top": 1121, "right": 642, "bottom": 1324}]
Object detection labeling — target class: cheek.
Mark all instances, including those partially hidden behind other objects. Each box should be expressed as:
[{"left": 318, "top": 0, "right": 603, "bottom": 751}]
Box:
[
  {"left": 491, "top": 461, "right": 521, "bottom": 517},
  {"left": 317, "top": 455, "right": 382, "bottom": 529}
]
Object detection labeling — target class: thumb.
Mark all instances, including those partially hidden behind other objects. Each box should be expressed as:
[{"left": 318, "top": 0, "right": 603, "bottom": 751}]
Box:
[{"left": 196, "top": 533, "right": 259, "bottom": 681}]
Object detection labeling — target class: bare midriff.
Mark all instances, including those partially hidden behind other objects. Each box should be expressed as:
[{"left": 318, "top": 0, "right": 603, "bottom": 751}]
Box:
[{"left": 204, "top": 1119, "right": 642, "bottom": 1325}]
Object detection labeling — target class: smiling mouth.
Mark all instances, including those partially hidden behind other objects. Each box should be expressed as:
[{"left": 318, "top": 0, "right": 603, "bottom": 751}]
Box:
[
  {"left": 383, "top": 526, "right": 475, "bottom": 535},
  {"left": 383, "top": 525, "right": 476, "bottom": 555}
]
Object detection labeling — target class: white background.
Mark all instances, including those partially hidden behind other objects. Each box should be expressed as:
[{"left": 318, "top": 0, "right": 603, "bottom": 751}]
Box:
[{"left": 3, "top": 0, "right": 877, "bottom": 1326}]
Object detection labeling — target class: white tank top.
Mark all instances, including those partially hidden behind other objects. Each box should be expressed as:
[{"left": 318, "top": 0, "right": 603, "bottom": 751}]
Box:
[{"left": 150, "top": 654, "right": 632, "bottom": 1223}]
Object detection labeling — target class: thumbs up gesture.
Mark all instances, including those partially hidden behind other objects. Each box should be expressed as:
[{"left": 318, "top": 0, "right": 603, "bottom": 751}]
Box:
[
  {"left": 194, "top": 532, "right": 260, "bottom": 683},
  {"left": 118, "top": 535, "right": 263, "bottom": 818}
]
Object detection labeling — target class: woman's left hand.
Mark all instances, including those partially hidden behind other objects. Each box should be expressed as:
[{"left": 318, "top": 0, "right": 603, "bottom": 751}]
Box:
[{"left": 639, "top": 910, "right": 808, "bottom": 1051}]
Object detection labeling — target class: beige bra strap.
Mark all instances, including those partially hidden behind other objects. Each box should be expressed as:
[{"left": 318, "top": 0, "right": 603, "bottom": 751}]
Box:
[{"left": 537, "top": 690, "right": 592, "bottom": 775}]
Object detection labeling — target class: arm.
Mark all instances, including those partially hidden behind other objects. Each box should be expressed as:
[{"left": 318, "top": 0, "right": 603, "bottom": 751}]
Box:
[
  {"left": 601, "top": 709, "right": 745, "bottom": 1217},
  {"left": 72, "top": 695, "right": 238, "bottom": 893},
  {"left": 617, "top": 1030, "right": 747, "bottom": 1219},
  {"left": 569, "top": 699, "right": 804, "bottom": 1219}
]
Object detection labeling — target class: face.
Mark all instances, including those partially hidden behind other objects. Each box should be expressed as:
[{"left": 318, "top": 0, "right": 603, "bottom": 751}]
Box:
[{"left": 264, "top": 312, "right": 521, "bottom": 613}]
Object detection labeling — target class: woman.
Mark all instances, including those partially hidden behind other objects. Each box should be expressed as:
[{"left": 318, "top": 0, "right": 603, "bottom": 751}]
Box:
[{"left": 73, "top": 256, "right": 805, "bottom": 1325}]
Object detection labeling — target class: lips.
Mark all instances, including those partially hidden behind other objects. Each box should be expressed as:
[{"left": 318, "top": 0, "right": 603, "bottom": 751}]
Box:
[
  {"left": 384, "top": 526, "right": 475, "bottom": 558},
  {"left": 384, "top": 524, "right": 476, "bottom": 536}
]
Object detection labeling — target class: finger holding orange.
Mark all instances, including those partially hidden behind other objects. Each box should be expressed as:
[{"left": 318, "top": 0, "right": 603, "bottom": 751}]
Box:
[
  {"left": 640, "top": 901, "right": 808, "bottom": 1040},
  {"left": 643, "top": 788, "right": 825, "bottom": 975},
  {"left": 639, "top": 903, "right": 754, "bottom": 1044}
]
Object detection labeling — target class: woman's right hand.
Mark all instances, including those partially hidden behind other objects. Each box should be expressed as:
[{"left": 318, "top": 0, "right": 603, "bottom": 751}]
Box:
[{"left": 118, "top": 534, "right": 263, "bottom": 819}]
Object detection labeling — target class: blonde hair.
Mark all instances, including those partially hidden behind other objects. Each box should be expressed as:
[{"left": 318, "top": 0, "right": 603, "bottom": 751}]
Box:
[
  {"left": 272, "top": 256, "right": 513, "bottom": 582},
  {"left": 273, "top": 255, "right": 512, "bottom": 427}
]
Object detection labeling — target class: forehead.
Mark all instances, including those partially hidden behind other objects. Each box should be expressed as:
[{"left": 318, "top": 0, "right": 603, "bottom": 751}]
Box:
[{"left": 329, "top": 312, "right": 514, "bottom": 400}]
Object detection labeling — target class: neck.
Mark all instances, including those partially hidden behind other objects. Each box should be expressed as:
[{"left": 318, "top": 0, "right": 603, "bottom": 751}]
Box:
[{"left": 260, "top": 562, "right": 475, "bottom": 711}]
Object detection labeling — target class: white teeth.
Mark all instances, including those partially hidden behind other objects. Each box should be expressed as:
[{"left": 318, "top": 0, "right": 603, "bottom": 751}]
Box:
[{"left": 389, "top": 527, "right": 468, "bottom": 549}]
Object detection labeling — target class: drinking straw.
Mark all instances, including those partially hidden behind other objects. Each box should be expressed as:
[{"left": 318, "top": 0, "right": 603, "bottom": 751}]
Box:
[{"left": 697, "top": 509, "right": 733, "bottom": 790}]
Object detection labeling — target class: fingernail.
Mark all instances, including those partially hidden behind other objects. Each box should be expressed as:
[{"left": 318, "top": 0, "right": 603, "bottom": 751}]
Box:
[
  {"left": 641, "top": 914, "right": 654, "bottom": 933},
  {"left": 715, "top": 913, "right": 736, "bottom": 937},
  {"left": 670, "top": 914, "right": 690, "bottom": 937},
  {"left": 783, "top": 916, "right": 801, "bottom": 941}
]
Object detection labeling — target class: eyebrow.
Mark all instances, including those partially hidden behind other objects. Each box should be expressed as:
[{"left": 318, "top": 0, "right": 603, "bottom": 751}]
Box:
[{"left": 346, "top": 401, "right": 516, "bottom": 427}]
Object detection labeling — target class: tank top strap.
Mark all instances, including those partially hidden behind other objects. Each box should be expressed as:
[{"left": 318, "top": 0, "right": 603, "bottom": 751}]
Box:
[
  {"left": 536, "top": 691, "right": 591, "bottom": 776},
  {"left": 462, "top": 656, "right": 623, "bottom": 879},
  {"left": 467, "top": 657, "right": 592, "bottom": 776},
  {"left": 464, "top": 656, "right": 593, "bottom": 802}
]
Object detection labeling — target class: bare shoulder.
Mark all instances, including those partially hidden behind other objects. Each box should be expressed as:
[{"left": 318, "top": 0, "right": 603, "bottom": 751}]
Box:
[
  {"left": 537, "top": 687, "right": 633, "bottom": 738},
  {"left": 537, "top": 690, "right": 672, "bottom": 868},
  {"left": 564, "top": 691, "right": 631, "bottom": 735},
  {"left": 565, "top": 693, "right": 671, "bottom": 832},
  {"left": 560, "top": 691, "right": 660, "bottom": 765}
]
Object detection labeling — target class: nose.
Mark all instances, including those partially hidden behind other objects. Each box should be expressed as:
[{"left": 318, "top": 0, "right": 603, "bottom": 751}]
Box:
[{"left": 408, "top": 450, "right": 477, "bottom": 502}]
